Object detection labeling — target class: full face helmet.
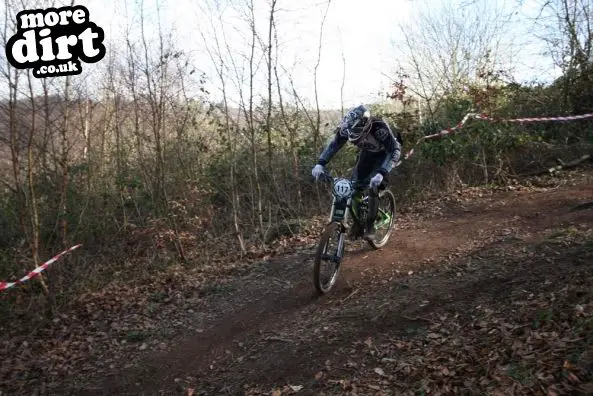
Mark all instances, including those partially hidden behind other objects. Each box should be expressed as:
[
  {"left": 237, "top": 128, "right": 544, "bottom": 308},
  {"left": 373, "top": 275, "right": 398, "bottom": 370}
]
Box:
[{"left": 340, "top": 104, "right": 371, "bottom": 143}]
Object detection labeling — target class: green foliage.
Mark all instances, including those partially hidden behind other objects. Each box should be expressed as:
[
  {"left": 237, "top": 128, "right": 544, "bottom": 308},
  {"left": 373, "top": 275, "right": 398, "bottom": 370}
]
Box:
[
  {"left": 1, "top": 60, "right": 592, "bottom": 302},
  {"left": 400, "top": 72, "right": 593, "bottom": 182}
]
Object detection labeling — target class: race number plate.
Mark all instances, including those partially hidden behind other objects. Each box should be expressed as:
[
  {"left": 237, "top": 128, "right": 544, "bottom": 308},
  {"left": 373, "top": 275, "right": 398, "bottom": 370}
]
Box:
[{"left": 333, "top": 178, "right": 353, "bottom": 199}]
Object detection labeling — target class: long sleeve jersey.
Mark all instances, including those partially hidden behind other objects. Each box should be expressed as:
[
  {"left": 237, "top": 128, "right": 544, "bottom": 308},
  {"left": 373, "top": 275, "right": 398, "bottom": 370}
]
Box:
[{"left": 318, "top": 117, "right": 402, "bottom": 176}]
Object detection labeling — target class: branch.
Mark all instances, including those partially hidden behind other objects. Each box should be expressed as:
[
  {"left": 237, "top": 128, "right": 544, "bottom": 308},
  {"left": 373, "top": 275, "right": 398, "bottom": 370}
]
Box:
[{"left": 516, "top": 154, "right": 592, "bottom": 177}]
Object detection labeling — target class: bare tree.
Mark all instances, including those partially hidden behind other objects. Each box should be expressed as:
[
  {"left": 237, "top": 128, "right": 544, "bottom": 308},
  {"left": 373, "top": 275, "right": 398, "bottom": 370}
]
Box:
[
  {"left": 393, "top": 0, "right": 515, "bottom": 116},
  {"left": 313, "top": 0, "right": 332, "bottom": 155},
  {"left": 266, "top": 0, "right": 278, "bottom": 168},
  {"left": 272, "top": 17, "right": 303, "bottom": 213},
  {"left": 0, "top": 1, "right": 26, "bottom": 237},
  {"left": 528, "top": 0, "right": 593, "bottom": 111},
  {"left": 197, "top": 0, "right": 247, "bottom": 255},
  {"left": 338, "top": 26, "right": 346, "bottom": 117},
  {"left": 0, "top": 0, "right": 54, "bottom": 294},
  {"left": 25, "top": 67, "right": 41, "bottom": 275}
]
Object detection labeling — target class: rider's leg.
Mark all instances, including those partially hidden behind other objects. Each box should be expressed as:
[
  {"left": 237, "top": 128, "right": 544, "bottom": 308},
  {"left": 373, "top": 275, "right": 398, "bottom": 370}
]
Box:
[
  {"left": 348, "top": 153, "right": 365, "bottom": 238},
  {"left": 347, "top": 190, "right": 364, "bottom": 238},
  {"left": 366, "top": 185, "right": 379, "bottom": 237},
  {"left": 365, "top": 172, "right": 389, "bottom": 239},
  {"left": 351, "top": 152, "right": 384, "bottom": 239},
  {"left": 364, "top": 155, "right": 388, "bottom": 240}
]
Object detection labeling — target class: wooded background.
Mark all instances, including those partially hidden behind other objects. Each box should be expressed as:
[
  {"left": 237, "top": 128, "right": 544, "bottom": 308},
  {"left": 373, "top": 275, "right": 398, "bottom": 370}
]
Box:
[{"left": 0, "top": 0, "right": 591, "bottom": 311}]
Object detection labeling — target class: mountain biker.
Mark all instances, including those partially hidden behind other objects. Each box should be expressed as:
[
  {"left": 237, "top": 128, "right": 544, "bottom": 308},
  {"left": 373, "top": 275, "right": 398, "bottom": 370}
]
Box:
[{"left": 311, "top": 104, "right": 402, "bottom": 241}]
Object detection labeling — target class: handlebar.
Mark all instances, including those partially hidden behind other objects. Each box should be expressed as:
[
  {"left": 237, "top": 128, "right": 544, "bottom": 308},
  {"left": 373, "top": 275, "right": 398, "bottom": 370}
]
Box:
[
  {"left": 315, "top": 172, "right": 378, "bottom": 195},
  {"left": 317, "top": 172, "right": 334, "bottom": 183}
]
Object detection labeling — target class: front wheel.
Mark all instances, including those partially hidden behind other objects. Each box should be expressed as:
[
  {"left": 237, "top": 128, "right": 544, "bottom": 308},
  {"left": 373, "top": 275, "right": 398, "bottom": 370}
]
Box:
[
  {"left": 313, "top": 222, "right": 346, "bottom": 294},
  {"left": 368, "top": 189, "right": 396, "bottom": 249}
]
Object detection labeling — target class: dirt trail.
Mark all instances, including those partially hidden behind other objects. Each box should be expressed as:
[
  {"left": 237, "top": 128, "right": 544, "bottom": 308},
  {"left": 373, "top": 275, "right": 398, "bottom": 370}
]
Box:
[{"left": 66, "top": 177, "right": 593, "bottom": 395}]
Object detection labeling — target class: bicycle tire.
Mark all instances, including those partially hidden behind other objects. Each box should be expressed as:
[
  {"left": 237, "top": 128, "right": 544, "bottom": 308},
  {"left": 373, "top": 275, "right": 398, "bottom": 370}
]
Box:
[
  {"left": 368, "top": 189, "right": 396, "bottom": 249},
  {"left": 313, "top": 222, "right": 344, "bottom": 294}
]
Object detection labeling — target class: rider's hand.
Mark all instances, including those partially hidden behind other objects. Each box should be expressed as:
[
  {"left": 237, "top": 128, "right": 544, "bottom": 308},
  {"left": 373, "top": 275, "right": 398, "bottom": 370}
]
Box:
[
  {"left": 369, "top": 173, "right": 383, "bottom": 188},
  {"left": 312, "top": 164, "right": 325, "bottom": 180}
]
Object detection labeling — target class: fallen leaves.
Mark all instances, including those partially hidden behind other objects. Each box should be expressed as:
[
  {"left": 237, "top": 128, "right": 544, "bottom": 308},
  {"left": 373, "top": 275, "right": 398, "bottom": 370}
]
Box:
[
  {"left": 270, "top": 384, "right": 304, "bottom": 395},
  {"left": 306, "top": 226, "right": 593, "bottom": 395},
  {"left": 373, "top": 367, "right": 386, "bottom": 377},
  {"left": 2, "top": 175, "right": 593, "bottom": 395}
]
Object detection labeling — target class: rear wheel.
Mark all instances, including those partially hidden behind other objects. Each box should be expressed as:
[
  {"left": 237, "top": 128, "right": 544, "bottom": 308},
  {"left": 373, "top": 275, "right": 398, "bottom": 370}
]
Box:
[
  {"left": 313, "top": 222, "right": 345, "bottom": 294},
  {"left": 368, "top": 189, "right": 396, "bottom": 249}
]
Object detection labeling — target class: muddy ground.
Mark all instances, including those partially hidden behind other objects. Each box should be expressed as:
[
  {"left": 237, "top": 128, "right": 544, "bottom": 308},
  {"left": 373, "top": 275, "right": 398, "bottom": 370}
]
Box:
[{"left": 1, "top": 171, "right": 593, "bottom": 396}]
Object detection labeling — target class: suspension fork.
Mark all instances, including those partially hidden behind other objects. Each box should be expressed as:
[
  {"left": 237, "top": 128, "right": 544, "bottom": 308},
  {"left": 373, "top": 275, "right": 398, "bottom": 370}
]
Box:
[
  {"left": 327, "top": 196, "right": 350, "bottom": 260},
  {"left": 328, "top": 196, "right": 352, "bottom": 224}
]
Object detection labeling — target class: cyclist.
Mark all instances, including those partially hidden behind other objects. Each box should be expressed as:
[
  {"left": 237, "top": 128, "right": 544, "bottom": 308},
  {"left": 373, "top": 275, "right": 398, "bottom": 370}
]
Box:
[{"left": 311, "top": 104, "right": 402, "bottom": 241}]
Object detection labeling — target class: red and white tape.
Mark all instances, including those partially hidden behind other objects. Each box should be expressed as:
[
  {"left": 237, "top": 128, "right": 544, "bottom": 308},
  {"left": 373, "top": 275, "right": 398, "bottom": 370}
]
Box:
[
  {"left": 0, "top": 244, "right": 82, "bottom": 293},
  {"left": 3, "top": 111, "right": 593, "bottom": 291},
  {"left": 475, "top": 112, "right": 593, "bottom": 123},
  {"left": 395, "top": 111, "right": 593, "bottom": 167}
]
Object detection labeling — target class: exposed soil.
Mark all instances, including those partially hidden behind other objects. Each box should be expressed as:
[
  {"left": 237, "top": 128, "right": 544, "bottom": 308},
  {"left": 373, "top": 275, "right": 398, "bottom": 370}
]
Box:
[{"left": 2, "top": 171, "right": 593, "bottom": 396}]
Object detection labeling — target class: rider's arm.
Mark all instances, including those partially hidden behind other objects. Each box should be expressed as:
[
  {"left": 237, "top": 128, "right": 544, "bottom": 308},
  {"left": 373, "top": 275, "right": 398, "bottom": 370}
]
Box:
[
  {"left": 374, "top": 121, "right": 402, "bottom": 176},
  {"left": 317, "top": 128, "right": 348, "bottom": 166}
]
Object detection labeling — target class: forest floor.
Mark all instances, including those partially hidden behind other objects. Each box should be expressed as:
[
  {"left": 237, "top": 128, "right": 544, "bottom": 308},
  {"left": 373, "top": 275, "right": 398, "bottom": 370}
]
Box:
[{"left": 1, "top": 168, "right": 593, "bottom": 396}]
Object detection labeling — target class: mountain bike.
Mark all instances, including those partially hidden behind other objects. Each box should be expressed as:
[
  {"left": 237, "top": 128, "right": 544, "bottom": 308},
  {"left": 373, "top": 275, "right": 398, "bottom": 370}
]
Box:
[{"left": 313, "top": 172, "right": 396, "bottom": 294}]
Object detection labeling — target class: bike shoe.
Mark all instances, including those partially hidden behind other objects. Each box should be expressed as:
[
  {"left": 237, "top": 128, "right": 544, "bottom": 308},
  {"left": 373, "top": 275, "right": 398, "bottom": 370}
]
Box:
[{"left": 363, "top": 225, "right": 376, "bottom": 241}]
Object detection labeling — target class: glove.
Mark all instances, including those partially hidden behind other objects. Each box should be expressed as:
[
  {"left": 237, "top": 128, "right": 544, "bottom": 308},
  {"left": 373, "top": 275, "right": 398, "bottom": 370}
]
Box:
[
  {"left": 312, "top": 164, "right": 325, "bottom": 180},
  {"left": 369, "top": 173, "right": 383, "bottom": 188}
]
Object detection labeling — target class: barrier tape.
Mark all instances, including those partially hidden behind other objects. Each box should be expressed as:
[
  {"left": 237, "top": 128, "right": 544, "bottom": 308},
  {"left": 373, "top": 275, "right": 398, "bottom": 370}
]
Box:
[
  {"left": 475, "top": 112, "right": 593, "bottom": 123},
  {"left": 395, "top": 111, "right": 593, "bottom": 167},
  {"left": 3, "top": 112, "right": 593, "bottom": 292},
  {"left": 0, "top": 244, "right": 82, "bottom": 293}
]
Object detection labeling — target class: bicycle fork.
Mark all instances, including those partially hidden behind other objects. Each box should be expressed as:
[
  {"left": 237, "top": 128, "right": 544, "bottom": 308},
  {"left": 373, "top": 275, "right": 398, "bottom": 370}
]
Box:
[{"left": 326, "top": 196, "right": 349, "bottom": 263}]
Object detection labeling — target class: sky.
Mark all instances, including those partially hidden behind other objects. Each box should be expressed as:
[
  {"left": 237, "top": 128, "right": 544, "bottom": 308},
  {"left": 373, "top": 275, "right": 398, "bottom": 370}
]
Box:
[
  {"left": 0, "top": 0, "right": 561, "bottom": 109},
  {"left": 81, "top": 0, "right": 415, "bottom": 108}
]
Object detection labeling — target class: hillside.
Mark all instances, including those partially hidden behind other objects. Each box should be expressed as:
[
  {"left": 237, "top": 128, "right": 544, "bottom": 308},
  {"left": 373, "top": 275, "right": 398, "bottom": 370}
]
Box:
[{"left": 1, "top": 168, "right": 592, "bottom": 395}]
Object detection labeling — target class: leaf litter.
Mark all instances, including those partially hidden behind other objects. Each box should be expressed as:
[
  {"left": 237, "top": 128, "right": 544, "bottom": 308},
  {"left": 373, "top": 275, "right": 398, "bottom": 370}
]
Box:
[{"left": 0, "top": 169, "right": 592, "bottom": 395}]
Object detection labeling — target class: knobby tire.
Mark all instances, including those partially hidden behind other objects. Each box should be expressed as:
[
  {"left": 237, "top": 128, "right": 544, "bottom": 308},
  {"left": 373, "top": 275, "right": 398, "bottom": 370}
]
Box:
[
  {"left": 313, "top": 222, "right": 343, "bottom": 294},
  {"left": 368, "top": 189, "right": 396, "bottom": 249}
]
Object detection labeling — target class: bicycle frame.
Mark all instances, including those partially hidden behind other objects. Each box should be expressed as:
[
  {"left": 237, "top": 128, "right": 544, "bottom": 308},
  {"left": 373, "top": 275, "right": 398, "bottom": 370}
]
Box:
[
  {"left": 321, "top": 174, "right": 354, "bottom": 221},
  {"left": 317, "top": 173, "right": 352, "bottom": 259},
  {"left": 313, "top": 172, "right": 396, "bottom": 293},
  {"left": 322, "top": 172, "right": 369, "bottom": 233}
]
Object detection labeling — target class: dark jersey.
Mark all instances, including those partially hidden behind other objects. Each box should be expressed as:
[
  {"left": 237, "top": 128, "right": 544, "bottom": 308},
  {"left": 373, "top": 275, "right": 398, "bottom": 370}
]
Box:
[{"left": 318, "top": 116, "right": 402, "bottom": 176}]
